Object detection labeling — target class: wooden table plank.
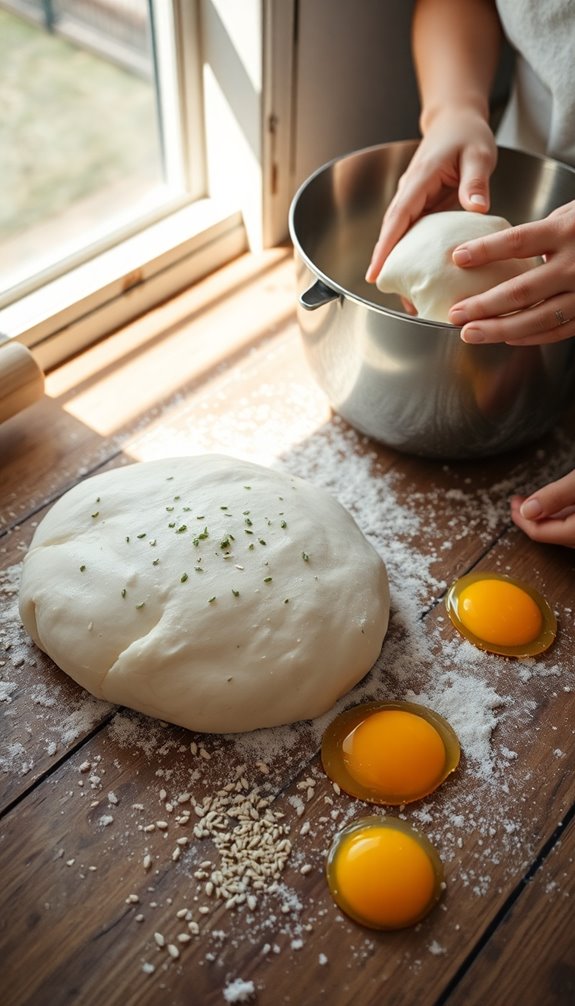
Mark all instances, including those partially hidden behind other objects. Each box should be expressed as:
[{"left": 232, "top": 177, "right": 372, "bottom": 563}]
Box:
[
  {"left": 0, "top": 395, "right": 112, "bottom": 533},
  {"left": 443, "top": 810, "right": 575, "bottom": 1006}
]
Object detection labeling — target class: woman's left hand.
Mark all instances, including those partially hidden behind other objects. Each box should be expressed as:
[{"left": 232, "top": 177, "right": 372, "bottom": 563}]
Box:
[{"left": 447, "top": 200, "right": 575, "bottom": 345}]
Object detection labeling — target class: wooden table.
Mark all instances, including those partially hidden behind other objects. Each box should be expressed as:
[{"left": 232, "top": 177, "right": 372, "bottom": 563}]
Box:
[{"left": 1, "top": 250, "right": 574, "bottom": 1006}]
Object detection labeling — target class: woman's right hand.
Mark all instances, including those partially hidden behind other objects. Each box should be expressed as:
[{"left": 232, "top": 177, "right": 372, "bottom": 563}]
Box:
[{"left": 365, "top": 107, "right": 498, "bottom": 283}]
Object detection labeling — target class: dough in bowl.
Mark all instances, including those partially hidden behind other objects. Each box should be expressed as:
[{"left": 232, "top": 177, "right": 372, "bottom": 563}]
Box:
[
  {"left": 19, "top": 455, "right": 390, "bottom": 733},
  {"left": 376, "top": 211, "right": 539, "bottom": 323}
]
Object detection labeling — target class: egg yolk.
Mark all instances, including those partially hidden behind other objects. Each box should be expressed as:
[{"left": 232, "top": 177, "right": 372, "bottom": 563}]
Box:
[
  {"left": 458, "top": 578, "right": 542, "bottom": 646},
  {"left": 343, "top": 709, "right": 447, "bottom": 802},
  {"left": 328, "top": 818, "right": 443, "bottom": 929},
  {"left": 321, "top": 701, "right": 461, "bottom": 805}
]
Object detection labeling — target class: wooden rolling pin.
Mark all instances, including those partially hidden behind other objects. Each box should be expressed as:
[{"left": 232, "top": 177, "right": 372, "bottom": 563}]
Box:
[{"left": 0, "top": 335, "right": 45, "bottom": 424}]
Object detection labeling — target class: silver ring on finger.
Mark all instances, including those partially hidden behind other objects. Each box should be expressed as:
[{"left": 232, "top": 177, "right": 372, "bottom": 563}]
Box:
[{"left": 554, "top": 308, "right": 570, "bottom": 326}]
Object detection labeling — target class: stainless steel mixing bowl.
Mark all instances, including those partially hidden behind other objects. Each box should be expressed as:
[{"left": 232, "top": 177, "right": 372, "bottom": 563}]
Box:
[{"left": 289, "top": 141, "right": 575, "bottom": 459}]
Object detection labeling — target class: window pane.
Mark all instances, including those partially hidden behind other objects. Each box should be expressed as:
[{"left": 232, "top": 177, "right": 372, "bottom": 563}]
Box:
[{"left": 0, "top": 0, "right": 177, "bottom": 296}]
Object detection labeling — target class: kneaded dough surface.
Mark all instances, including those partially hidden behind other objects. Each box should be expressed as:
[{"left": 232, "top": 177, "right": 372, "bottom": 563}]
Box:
[
  {"left": 19, "top": 455, "right": 390, "bottom": 733},
  {"left": 376, "top": 211, "right": 539, "bottom": 323}
]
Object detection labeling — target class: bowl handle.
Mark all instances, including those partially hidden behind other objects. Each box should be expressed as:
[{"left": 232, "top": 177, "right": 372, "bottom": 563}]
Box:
[{"left": 299, "top": 279, "right": 340, "bottom": 311}]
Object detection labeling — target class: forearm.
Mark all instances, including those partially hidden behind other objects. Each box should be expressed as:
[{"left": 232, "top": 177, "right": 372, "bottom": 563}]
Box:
[
  {"left": 365, "top": 0, "right": 502, "bottom": 280},
  {"left": 413, "top": 0, "right": 503, "bottom": 131}
]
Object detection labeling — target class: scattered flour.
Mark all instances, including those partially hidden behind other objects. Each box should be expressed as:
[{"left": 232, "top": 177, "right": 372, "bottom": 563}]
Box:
[
  {"left": 428, "top": 940, "right": 446, "bottom": 956},
  {"left": 0, "top": 681, "right": 17, "bottom": 703},
  {"left": 223, "top": 978, "right": 256, "bottom": 1003}
]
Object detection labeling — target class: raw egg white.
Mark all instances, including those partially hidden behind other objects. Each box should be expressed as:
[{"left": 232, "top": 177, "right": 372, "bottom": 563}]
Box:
[
  {"left": 321, "top": 701, "right": 460, "bottom": 805},
  {"left": 445, "top": 571, "right": 557, "bottom": 657},
  {"left": 326, "top": 815, "right": 445, "bottom": 929}
]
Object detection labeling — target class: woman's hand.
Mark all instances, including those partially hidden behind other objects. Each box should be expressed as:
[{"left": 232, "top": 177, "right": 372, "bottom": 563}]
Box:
[
  {"left": 365, "top": 108, "right": 497, "bottom": 282},
  {"left": 510, "top": 469, "right": 575, "bottom": 548},
  {"left": 449, "top": 201, "right": 575, "bottom": 344}
]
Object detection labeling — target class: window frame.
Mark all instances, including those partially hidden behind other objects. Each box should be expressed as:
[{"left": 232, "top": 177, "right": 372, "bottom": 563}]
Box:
[{"left": 1, "top": 0, "right": 296, "bottom": 370}]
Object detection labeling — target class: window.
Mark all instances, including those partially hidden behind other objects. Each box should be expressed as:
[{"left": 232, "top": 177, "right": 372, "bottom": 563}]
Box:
[
  {"left": 1, "top": 0, "right": 166, "bottom": 293},
  {"left": 0, "top": 0, "right": 280, "bottom": 369}
]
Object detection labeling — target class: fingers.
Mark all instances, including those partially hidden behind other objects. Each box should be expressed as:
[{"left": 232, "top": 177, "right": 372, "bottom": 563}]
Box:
[
  {"left": 365, "top": 209, "right": 413, "bottom": 283},
  {"left": 452, "top": 217, "right": 556, "bottom": 268},
  {"left": 448, "top": 202, "right": 575, "bottom": 343},
  {"left": 518, "top": 470, "right": 575, "bottom": 521},
  {"left": 453, "top": 201, "right": 575, "bottom": 270},
  {"left": 510, "top": 470, "right": 575, "bottom": 548},
  {"left": 510, "top": 495, "right": 575, "bottom": 548},
  {"left": 456, "top": 295, "right": 575, "bottom": 345},
  {"left": 365, "top": 184, "right": 430, "bottom": 283},
  {"left": 457, "top": 143, "right": 495, "bottom": 212},
  {"left": 451, "top": 261, "right": 549, "bottom": 321},
  {"left": 366, "top": 149, "right": 454, "bottom": 282},
  {"left": 366, "top": 158, "right": 442, "bottom": 281}
]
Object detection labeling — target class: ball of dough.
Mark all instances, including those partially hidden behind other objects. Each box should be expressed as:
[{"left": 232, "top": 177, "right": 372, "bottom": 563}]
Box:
[
  {"left": 376, "top": 211, "right": 539, "bottom": 323},
  {"left": 19, "top": 455, "right": 390, "bottom": 733}
]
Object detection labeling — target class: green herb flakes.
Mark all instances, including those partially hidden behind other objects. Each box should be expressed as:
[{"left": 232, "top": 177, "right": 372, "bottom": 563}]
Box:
[{"left": 181, "top": 573, "right": 189, "bottom": 583}]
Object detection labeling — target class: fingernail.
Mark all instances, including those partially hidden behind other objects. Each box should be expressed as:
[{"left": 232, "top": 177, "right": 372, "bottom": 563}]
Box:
[
  {"left": 520, "top": 498, "right": 543, "bottom": 519},
  {"left": 461, "top": 327, "right": 484, "bottom": 344},
  {"left": 470, "top": 194, "right": 487, "bottom": 207},
  {"left": 365, "top": 250, "right": 378, "bottom": 282},
  {"left": 449, "top": 307, "right": 466, "bottom": 325},
  {"left": 453, "top": 247, "right": 472, "bottom": 266}
]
